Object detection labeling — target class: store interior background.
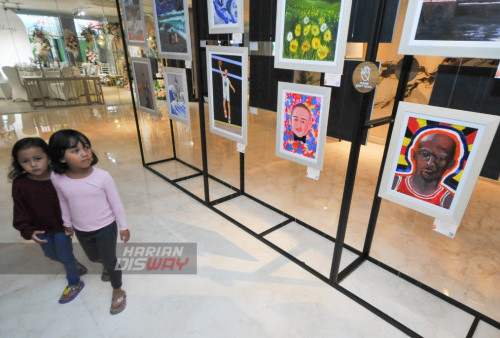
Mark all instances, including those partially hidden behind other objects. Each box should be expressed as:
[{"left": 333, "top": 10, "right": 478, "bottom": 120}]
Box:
[{"left": 0, "top": 0, "right": 499, "bottom": 334}]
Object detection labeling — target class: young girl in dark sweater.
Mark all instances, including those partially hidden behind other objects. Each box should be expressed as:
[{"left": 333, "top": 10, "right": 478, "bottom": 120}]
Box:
[{"left": 9, "top": 137, "right": 86, "bottom": 304}]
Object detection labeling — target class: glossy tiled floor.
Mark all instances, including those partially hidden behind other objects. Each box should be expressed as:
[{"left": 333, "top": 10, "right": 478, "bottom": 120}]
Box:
[{"left": 0, "top": 88, "right": 499, "bottom": 337}]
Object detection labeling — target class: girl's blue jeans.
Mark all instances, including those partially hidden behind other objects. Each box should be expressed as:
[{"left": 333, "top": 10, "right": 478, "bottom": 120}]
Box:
[{"left": 38, "top": 232, "right": 80, "bottom": 286}]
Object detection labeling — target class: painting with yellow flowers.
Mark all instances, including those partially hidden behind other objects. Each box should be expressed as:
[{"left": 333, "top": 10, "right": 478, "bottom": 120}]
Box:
[{"left": 274, "top": 0, "right": 352, "bottom": 74}]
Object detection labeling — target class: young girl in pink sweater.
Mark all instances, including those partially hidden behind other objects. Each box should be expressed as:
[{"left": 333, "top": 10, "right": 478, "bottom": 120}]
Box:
[{"left": 49, "top": 129, "right": 130, "bottom": 315}]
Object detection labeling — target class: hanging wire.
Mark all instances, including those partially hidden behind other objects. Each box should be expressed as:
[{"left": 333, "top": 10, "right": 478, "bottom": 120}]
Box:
[{"left": 446, "top": 58, "right": 462, "bottom": 109}]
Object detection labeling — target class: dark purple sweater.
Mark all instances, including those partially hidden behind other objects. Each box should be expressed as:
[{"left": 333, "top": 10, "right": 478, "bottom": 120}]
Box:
[{"left": 12, "top": 176, "right": 65, "bottom": 240}]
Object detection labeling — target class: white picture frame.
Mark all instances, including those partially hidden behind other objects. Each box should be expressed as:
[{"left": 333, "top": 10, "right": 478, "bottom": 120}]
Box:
[
  {"left": 275, "top": 82, "right": 332, "bottom": 170},
  {"left": 163, "top": 67, "right": 190, "bottom": 127},
  {"left": 152, "top": 0, "right": 192, "bottom": 61},
  {"left": 206, "top": 46, "right": 248, "bottom": 145},
  {"left": 274, "top": 0, "right": 353, "bottom": 74},
  {"left": 131, "top": 57, "right": 157, "bottom": 114},
  {"left": 379, "top": 102, "right": 500, "bottom": 226},
  {"left": 122, "top": 0, "right": 147, "bottom": 46},
  {"left": 399, "top": 0, "right": 500, "bottom": 58},
  {"left": 207, "top": 0, "right": 244, "bottom": 34}
]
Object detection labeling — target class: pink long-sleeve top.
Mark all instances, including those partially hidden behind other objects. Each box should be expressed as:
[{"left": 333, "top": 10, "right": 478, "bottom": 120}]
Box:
[{"left": 51, "top": 167, "right": 128, "bottom": 231}]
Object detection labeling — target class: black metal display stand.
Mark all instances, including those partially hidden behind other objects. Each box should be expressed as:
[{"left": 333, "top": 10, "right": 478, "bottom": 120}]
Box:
[{"left": 118, "top": 0, "right": 500, "bottom": 335}]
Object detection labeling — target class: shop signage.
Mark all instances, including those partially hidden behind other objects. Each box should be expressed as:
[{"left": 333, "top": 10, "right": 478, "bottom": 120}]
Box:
[{"left": 352, "top": 61, "right": 379, "bottom": 93}]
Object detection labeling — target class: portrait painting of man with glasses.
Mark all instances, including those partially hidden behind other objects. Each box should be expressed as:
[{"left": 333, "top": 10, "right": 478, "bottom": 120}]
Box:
[{"left": 391, "top": 119, "right": 474, "bottom": 210}]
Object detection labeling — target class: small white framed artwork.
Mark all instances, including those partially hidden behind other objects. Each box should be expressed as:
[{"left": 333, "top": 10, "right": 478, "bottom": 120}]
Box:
[
  {"left": 163, "top": 67, "right": 190, "bottom": 127},
  {"left": 399, "top": 0, "right": 500, "bottom": 58},
  {"left": 131, "top": 57, "right": 157, "bottom": 114},
  {"left": 122, "top": 0, "right": 147, "bottom": 46},
  {"left": 152, "top": 0, "right": 192, "bottom": 60},
  {"left": 275, "top": 82, "right": 332, "bottom": 170},
  {"left": 274, "top": 0, "right": 353, "bottom": 74},
  {"left": 207, "top": 0, "right": 244, "bottom": 34},
  {"left": 206, "top": 46, "right": 248, "bottom": 145},
  {"left": 379, "top": 102, "right": 500, "bottom": 227}
]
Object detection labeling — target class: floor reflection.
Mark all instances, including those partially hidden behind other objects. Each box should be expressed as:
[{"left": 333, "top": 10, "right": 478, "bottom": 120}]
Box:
[{"left": 0, "top": 86, "right": 499, "bottom": 325}]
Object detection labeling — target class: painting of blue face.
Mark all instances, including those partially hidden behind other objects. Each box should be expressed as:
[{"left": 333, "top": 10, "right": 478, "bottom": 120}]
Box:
[
  {"left": 207, "top": 0, "right": 244, "bottom": 34},
  {"left": 212, "top": 0, "right": 238, "bottom": 24}
]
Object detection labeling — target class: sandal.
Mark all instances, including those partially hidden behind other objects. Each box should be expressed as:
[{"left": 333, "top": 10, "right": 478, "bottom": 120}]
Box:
[
  {"left": 110, "top": 289, "right": 126, "bottom": 315},
  {"left": 101, "top": 268, "right": 110, "bottom": 282},
  {"left": 58, "top": 280, "right": 85, "bottom": 304},
  {"left": 77, "top": 262, "right": 88, "bottom": 276}
]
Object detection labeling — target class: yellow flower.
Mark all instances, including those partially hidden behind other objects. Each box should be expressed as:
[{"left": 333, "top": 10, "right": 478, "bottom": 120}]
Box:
[
  {"left": 301, "top": 40, "right": 310, "bottom": 53},
  {"left": 319, "top": 18, "right": 325, "bottom": 25},
  {"left": 303, "top": 24, "right": 311, "bottom": 36},
  {"left": 317, "top": 45, "right": 329, "bottom": 60},
  {"left": 295, "top": 24, "right": 301, "bottom": 37},
  {"left": 311, "top": 25, "right": 320, "bottom": 36},
  {"left": 290, "top": 39, "right": 299, "bottom": 53},
  {"left": 324, "top": 29, "right": 332, "bottom": 42},
  {"left": 312, "top": 37, "right": 321, "bottom": 50}
]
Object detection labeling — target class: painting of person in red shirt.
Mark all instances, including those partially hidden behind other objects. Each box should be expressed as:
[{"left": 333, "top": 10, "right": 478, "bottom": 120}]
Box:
[{"left": 391, "top": 122, "right": 474, "bottom": 210}]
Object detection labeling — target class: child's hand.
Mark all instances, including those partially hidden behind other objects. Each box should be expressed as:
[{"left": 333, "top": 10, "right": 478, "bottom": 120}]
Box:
[
  {"left": 120, "top": 229, "right": 130, "bottom": 243},
  {"left": 64, "top": 226, "right": 74, "bottom": 237},
  {"left": 32, "top": 231, "right": 47, "bottom": 244}
]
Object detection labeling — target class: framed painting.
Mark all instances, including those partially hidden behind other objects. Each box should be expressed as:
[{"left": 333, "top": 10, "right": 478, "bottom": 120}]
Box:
[
  {"left": 274, "top": 0, "right": 353, "bottom": 74},
  {"left": 379, "top": 102, "right": 500, "bottom": 228},
  {"left": 131, "top": 58, "right": 157, "bottom": 114},
  {"left": 153, "top": 0, "right": 192, "bottom": 60},
  {"left": 163, "top": 67, "right": 190, "bottom": 126},
  {"left": 399, "top": 0, "right": 500, "bottom": 58},
  {"left": 206, "top": 46, "right": 248, "bottom": 144},
  {"left": 207, "top": 0, "right": 244, "bottom": 34},
  {"left": 275, "top": 82, "right": 331, "bottom": 170},
  {"left": 122, "top": 0, "right": 147, "bottom": 46}
]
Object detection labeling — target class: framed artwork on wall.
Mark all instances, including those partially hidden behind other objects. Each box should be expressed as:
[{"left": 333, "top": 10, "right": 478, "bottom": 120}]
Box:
[
  {"left": 274, "top": 0, "right": 353, "bottom": 74},
  {"left": 163, "top": 67, "right": 190, "bottom": 126},
  {"left": 122, "top": 0, "right": 147, "bottom": 46},
  {"left": 153, "top": 0, "right": 192, "bottom": 60},
  {"left": 275, "top": 82, "right": 331, "bottom": 170},
  {"left": 206, "top": 46, "right": 248, "bottom": 145},
  {"left": 207, "top": 0, "right": 244, "bottom": 34},
  {"left": 399, "top": 0, "right": 500, "bottom": 58},
  {"left": 131, "top": 57, "right": 157, "bottom": 114},
  {"left": 379, "top": 102, "right": 500, "bottom": 228}
]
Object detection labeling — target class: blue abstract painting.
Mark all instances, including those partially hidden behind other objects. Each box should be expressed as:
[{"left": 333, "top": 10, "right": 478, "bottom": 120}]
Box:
[{"left": 212, "top": 0, "right": 238, "bottom": 25}]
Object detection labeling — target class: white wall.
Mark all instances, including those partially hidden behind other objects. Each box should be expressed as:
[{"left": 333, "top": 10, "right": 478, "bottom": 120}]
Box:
[{"left": 0, "top": 9, "right": 33, "bottom": 76}]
